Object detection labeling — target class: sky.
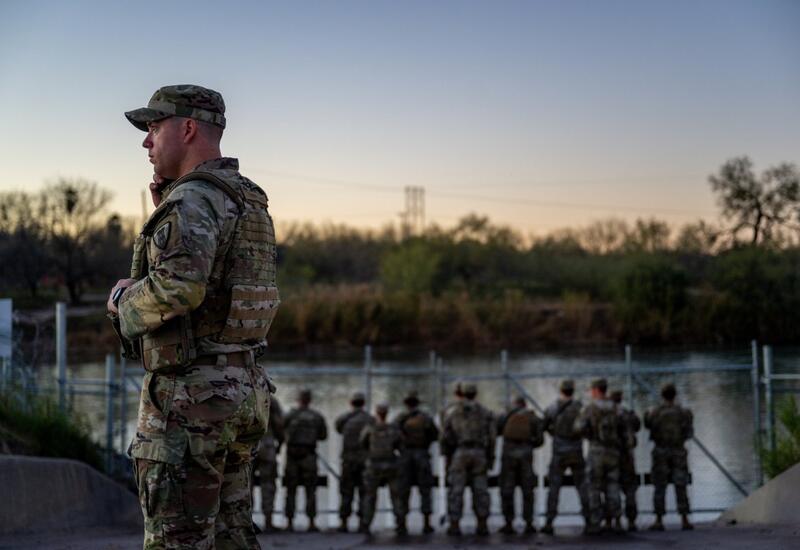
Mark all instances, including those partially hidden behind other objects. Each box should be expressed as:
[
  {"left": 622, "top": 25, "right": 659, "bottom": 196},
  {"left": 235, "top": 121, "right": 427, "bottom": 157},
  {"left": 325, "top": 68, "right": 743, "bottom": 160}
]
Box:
[{"left": 1, "top": 0, "right": 798, "bottom": 235}]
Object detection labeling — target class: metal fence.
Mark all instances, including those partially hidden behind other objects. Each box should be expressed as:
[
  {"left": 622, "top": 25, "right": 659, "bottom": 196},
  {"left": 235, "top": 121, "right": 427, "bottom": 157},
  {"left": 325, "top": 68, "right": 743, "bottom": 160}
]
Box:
[{"left": 2, "top": 301, "right": 797, "bottom": 529}]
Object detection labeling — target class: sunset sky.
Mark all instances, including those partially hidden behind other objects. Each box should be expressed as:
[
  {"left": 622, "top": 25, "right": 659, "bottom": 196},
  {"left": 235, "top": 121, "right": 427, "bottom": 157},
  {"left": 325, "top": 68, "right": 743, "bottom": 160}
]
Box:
[{"left": 1, "top": 0, "right": 798, "bottom": 235}]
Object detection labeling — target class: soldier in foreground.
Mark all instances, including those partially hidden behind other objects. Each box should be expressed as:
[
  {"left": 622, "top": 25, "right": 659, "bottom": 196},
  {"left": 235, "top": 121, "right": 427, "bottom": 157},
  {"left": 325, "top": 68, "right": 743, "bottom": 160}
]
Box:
[
  {"left": 359, "top": 403, "right": 407, "bottom": 535},
  {"left": 283, "top": 389, "right": 327, "bottom": 532},
  {"left": 335, "top": 392, "right": 373, "bottom": 532},
  {"left": 440, "top": 383, "right": 496, "bottom": 537},
  {"left": 393, "top": 391, "right": 440, "bottom": 534},
  {"left": 496, "top": 395, "right": 545, "bottom": 535},
  {"left": 110, "top": 85, "right": 278, "bottom": 549},
  {"left": 610, "top": 389, "right": 641, "bottom": 531},
  {"left": 541, "top": 379, "right": 589, "bottom": 535},
  {"left": 574, "top": 378, "right": 625, "bottom": 535},
  {"left": 644, "top": 383, "right": 694, "bottom": 531},
  {"left": 254, "top": 396, "right": 285, "bottom": 533}
]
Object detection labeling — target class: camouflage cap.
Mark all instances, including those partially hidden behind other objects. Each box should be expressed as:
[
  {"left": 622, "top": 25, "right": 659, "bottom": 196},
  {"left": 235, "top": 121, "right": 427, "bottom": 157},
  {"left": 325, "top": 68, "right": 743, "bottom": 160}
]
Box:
[
  {"left": 462, "top": 382, "right": 478, "bottom": 397},
  {"left": 560, "top": 379, "right": 575, "bottom": 392},
  {"left": 610, "top": 389, "right": 623, "bottom": 403},
  {"left": 661, "top": 383, "right": 677, "bottom": 400},
  {"left": 351, "top": 392, "right": 366, "bottom": 403},
  {"left": 298, "top": 388, "right": 312, "bottom": 402},
  {"left": 375, "top": 402, "right": 389, "bottom": 415},
  {"left": 125, "top": 84, "right": 226, "bottom": 132},
  {"left": 404, "top": 390, "right": 420, "bottom": 405},
  {"left": 590, "top": 378, "right": 608, "bottom": 392}
]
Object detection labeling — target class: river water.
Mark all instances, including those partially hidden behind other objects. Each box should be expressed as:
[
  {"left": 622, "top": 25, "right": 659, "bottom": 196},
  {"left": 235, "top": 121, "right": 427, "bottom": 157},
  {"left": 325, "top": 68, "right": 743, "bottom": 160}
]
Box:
[{"left": 59, "top": 346, "right": 799, "bottom": 528}]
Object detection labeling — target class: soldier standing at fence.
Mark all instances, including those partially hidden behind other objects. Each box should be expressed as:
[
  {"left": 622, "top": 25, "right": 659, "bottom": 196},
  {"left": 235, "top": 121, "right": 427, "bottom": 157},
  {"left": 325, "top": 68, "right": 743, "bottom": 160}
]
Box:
[
  {"left": 497, "top": 395, "right": 545, "bottom": 535},
  {"left": 644, "top": 383, "right": 694, "bottom": 531},
  {"left": 610, "top": 389, "right": 640, "bottom": 531},
  {"left": 541, "top": 379, "right": 589, "bottom": 535},
  {"left": 359, "top": 403, "right": 407, "bottom": 535},
  {"left": 440, "top": 382, "right": 496, "bottom": 537},
  {"left": 393, "top": 391, "right": 439, "bottom": 534},
  {"left": 255, "top": 396, "right": 285, "bottom": 533},
  {"left": 112, "top": 85, "right": 279, "bottom": 549},
  {"left": 335, "top": 391, "right": 373, "bottom": 532},
  {"left": 283, "top": 389, "right": 327, "bottom": 532},
  {"left": 574, "top": 378, "right": 625, "bottom": 535}
]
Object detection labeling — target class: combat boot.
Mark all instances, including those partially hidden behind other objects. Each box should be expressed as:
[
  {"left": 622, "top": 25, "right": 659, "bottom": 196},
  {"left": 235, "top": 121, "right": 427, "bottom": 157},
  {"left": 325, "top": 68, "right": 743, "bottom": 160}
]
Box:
[
  {"left": 583, "top": 523, "right": 602, "bottom": 536},
  {"left": 337, "top": 519, "right": 348, "bottom": 533},
  {"left": 681, "top": 514, "right": 694, "bottom": 531},
  {"left": 614, "top": 517, "right": 625, "bottom": 534},
  {"left": 627, "top": 517, "right": 638, "bottom": 532},
  {"left": 422, "top": 515, "right": 434, "bottom": 534},
  {"left": 476, "top": 518, "right": 489, "bottom": 536},
  {"left": 357, "top": 522, "right": 370, "bottom": 534},
  {"left": 395, "top": 519, "right": 408, "bottom": 536},
  {"left": 500, "top": 520, "right": 515, "bottom": 535},
  {"left": 308, "top": 518, "right": 319, "bottom": 532},
  {"left": 648, "top": 515, "right": 665, "bottom": 531},
  {"left": 286, "top": 518, "right": 294, "bottom": 532},
  {"left": 540, "top": 520, "right": 554, "bottom": 535},
  {"left": 524, "top": 521, "right": 537, "bottom": 535},
  {"left": 447, "top": 520, "right": 462, "bottom": 536}
]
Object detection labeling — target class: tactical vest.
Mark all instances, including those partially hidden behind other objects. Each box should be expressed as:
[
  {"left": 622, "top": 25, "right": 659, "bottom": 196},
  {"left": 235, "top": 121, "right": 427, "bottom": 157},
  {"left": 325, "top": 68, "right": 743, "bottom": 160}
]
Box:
[
  {"left": 368, "top": 425, "right": 398, "bottom": 461},
  {"left": 130, "top": 169, "right": 279, "bottom": 372},
  {"left": 342, "top": 411, "right": 371, "bottom": 453},
  {"left": 452, "top": 402, "right": 488, "bottom": 446},
  {"left": 592, "top": 403, "right": 621, "bottom": 447},
  {"left": 651, "top": 405, "right": 687, "bottom": 447},
  {"left": 553, "top": 400, "right": 581, "bottom": 440},
  {"left": 502, "top": 408, "right": 531, "bottom": 442},
  {"left": 402, "top": 411, "right": 429, "bottom": 448},
  {"left": 287, "top": 409, "right": 320, "bottom": 447}
]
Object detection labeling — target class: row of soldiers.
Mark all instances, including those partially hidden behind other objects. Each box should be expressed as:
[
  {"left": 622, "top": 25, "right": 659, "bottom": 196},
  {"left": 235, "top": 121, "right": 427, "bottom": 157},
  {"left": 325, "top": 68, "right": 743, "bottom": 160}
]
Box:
[{"left": 253, "top": 378, "right": 694, "bottom": 536}]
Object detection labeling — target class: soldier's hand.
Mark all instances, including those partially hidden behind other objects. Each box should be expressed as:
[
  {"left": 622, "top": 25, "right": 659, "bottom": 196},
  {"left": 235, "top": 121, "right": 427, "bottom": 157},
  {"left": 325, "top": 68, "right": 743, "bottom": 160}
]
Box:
[
  {"left": 107, "top": 278, "right": 137, "bottom": 314},
  {"left": 150, "top": 174, "right": 166, "bottom": 207}
]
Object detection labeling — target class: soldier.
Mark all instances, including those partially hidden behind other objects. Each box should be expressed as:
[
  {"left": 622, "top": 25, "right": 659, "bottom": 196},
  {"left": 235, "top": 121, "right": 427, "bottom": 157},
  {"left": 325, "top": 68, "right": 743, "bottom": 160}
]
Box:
[
  {"left": 110, "top": 85, "right": 278, "bottom": 549},
  {"left": 541, "top": 379, "right": 589, "bottom": 535},
  {"left": 393, "top": 391, "right": 439, "bottom": 534},
  {"left": 440, "top": 382, "right": 496, "bottom": 537},
  {"left": 610, "top": 389, "right": 641, "bottom": 531},
  {"left": 644, "top": 383, "right": 694, "bottom": 531},
  {"left": 255, "top": 396, "right": 285, "bottom": 533},
  {"left": 574, "top": 378, "right": 625, "bottom": 535},
  {"left": 283, "top": 389, "right": 327, "bottom": 532},
  {"left": 359, "top": 403, "right": 407, "bottom": 535},
  {"left": 496, "top": 396, "right": 545, "bottom": 535},
  {"left": 334, "top": 391, "right": 373, "bottom": 532}
]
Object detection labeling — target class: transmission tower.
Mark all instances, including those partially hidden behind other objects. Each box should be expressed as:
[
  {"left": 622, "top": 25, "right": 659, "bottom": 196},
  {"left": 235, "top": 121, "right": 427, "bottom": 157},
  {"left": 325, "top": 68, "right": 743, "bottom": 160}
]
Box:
[{"left": 401, "top": 186, "right": 425, "bottom": 237}]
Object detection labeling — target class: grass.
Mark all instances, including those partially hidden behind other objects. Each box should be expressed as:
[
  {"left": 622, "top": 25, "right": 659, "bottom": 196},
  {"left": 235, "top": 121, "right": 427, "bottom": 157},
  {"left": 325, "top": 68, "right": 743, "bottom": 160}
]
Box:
[{"left": 760, "top": 395, "right": 800, "bottom": 479}]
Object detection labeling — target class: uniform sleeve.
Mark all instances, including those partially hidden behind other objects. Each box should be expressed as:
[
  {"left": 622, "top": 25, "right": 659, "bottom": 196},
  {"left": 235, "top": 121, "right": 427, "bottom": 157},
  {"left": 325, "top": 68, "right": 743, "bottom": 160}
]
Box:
[
  {"left": 317, "top": 414, "right": 328, "bottom": 441},
  {"left": 119, "top": 185, "right": 222, "bottom": 339},
  {"left": 531, "top": 413, "right": 545, "bottom": 448},
  {"left": 573, "top": 407, "right": 590, "bottom": 438},
  {"left": 271, "top": 402, "right": 286, "bottom": 444},
  {"left": 360, "top": 426, "right": 371, "bottom": 449},
  {"left": 542, "top": 405, "right": 554, "bottom": 434},
  {"left": 335, "top": 413, "right": 346, "bottom": 434},
  {"left": 426, "top": 415, "right": 440, "bottom": 443},
  {"left": 632, "top": 412, "right": 642, "bottom": 432},
  {"left": 643, "top": 408, "right": 654, "bottom": 430},
  {"left": 683, "top": 408, "right": 694, "bottom": 440}
]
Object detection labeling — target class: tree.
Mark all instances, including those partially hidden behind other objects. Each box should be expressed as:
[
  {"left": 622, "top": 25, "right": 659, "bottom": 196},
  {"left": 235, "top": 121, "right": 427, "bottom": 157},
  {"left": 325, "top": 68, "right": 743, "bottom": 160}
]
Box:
[
  {"left": 709, "top": 156, "right": 800, "bottom": 245},
  {"left": 0, "top": 192, "right": 50, "bottom": 296}
]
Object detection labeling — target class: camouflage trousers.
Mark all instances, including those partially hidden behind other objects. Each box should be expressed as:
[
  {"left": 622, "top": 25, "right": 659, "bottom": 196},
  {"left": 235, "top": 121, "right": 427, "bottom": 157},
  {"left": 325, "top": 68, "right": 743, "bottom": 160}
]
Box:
[
  {"left": 284, "top": 449, "right": 318, "bottom": 520},
  {"left": 586, "top": 446, "right": 621, "bottom": 527},
  {"left": 360, "top": 460, "right": 406, "bottom": 527},
  {"left": 546, "top": 450, "right": 589, "bottom": 522},
  {"left": 499, "top": 443, "right": 536, "bottom": 524},
  {"left": 339, "top": 455, "right": 367, "bottom": 521},
  {"left": 130, "top": 358, "right": 270, "bottom": 550},
  {"left": 447, "top": 447, "right": 491, "bottom": 522},
  {"left": 652, "top": 446, "right": 690, "bottom": 515},
  {"left": 254, "top": 443, "right": 278, "bottom": 520},
  {"left": 399, "top": 448, "right": 435, "bottom": 515},
  {"left": 618, "top": 450, "right": 638, "bottom": 521}
]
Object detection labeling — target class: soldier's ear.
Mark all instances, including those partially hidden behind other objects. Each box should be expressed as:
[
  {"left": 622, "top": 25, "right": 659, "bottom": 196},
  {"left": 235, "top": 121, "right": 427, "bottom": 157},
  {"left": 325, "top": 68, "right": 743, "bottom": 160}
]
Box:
[{"left": 182, "top": 118, "right": 199, "bottom": 144}]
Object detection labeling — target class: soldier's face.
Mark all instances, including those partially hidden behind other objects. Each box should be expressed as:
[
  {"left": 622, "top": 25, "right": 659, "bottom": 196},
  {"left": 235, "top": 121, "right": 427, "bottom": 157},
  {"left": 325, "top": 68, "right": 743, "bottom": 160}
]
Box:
[{"left": 143, "top": 118, "right": 186, "bottom": 179}]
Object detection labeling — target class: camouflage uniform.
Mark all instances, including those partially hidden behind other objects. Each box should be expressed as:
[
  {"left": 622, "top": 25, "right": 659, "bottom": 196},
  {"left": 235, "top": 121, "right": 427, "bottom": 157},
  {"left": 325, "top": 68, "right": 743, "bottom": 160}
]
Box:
[
  {"left": 335, "top": 406, "right": 373, "bottom": 527},
  {"left": 617, "top": 406, "right": 641, "bottom": 524},
  {"left": 254, "top": 397, "right": 284, "bottom": 529},
  {"left": 440, "top": 396, "right": 496, "bottom": 528},
  {"left": 119, "top": 86, "right": 278, "bottom": 550},
  {"left": 283, "top": 405, "right": 327, "bottom": 526},
  {"left": 644, "top": 402, "right": 693, "bottom": 517},
  {"left": 393, "top": 406, "right": 439, "bottom": 521},
  {"left": 496, "top": 403, "right": 544, "bottom": 531},
  {"left": 574, "top": 398, "right": 625, "bottom": 531},
  {"left": 359, "top": 417, "right": 406, "bottom": 531},
  {"left": 542, "top": 398, "right": 589, "bottom": 525}
]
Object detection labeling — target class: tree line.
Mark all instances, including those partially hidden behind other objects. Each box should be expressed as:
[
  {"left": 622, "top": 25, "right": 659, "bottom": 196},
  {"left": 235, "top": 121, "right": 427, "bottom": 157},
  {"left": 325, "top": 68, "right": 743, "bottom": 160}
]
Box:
[{"left": 2, "top": 156, "right": 799, "bottom": 349}]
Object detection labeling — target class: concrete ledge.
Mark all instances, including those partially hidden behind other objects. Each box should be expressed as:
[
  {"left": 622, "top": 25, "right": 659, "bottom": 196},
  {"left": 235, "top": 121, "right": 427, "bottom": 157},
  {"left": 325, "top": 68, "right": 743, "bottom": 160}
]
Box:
[
  {"left": 0, "top": 455, "right": 142, "bottom": 534},
  {"left": 718, "top": 462, "right": 800, "bottom": 526}
]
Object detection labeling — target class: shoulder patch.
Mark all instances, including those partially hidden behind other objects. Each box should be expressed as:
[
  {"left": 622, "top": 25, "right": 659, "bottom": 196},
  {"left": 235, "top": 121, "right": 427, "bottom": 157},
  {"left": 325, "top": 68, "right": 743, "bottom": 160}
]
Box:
[{"left": 153, "top": 221, "right": 171, "bottom": 249}]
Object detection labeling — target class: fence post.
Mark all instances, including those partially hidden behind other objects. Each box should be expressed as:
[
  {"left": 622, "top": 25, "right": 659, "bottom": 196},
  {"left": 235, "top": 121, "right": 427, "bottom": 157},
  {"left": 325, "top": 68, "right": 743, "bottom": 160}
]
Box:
[
  {"left": 750, "top": 340, "right": 762, "bottom": 486},
  {"left": 501, "top": 349, "right": 510, "bottom": 408},
  {"left": 763, "top": 345, "right": 775, "bottom": 453},
  {"left": 0, "top": 356, "right": 7, "bottom": 393},
  {"left": 105, "top": 354, "right": 116, "bottom": 475},
  {"left": 56, "top": 302, "right": 67, "bottom": 412},
  {"left": 625, "top": 344, "right": 634, "bottom": 411},
  {"left": 364, "top": 345, "right": 372, "bottom": 412},
  {"left": 119, "top": 351, "right": 127, "bottom": 454}
]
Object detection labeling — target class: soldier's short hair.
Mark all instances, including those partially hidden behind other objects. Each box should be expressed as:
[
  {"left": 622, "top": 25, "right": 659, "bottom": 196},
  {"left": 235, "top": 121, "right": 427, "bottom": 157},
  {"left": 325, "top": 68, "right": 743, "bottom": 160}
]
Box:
[
  {"left": 513, "top": 395, "right": 526, "bottom": 407},
  {"left": 560, "top": 379, "right": 575, "bottom": 396},
  {"left": 403, "top": 391, "right": 420, "bottom": 407},
  {"left": 462, "top": 383, "right": 478, "bottom": 399},
  {"left": 351, "top": 392, "right": 365, "bottom": 407},
  {"left": 661, "top": 383, "right": 677, "bottom": 401},
  {"left": 298, "top": 388, "right": 312, "bottom": 403},
  {"left": 610, "top": 390, "right": 623, "bottom": 403},
  {"left": 590, "top": 378, "right": 608, "bottom": 393},
  {"left": 375, "top": 403, "right": 389, "bottom": 416}
]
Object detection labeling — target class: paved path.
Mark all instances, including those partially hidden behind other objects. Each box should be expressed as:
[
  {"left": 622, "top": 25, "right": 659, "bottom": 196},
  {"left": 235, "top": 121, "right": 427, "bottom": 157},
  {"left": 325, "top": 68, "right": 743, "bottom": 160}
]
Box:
[{"left": 1, "top": 523, "right": 798, "bottom": 549}]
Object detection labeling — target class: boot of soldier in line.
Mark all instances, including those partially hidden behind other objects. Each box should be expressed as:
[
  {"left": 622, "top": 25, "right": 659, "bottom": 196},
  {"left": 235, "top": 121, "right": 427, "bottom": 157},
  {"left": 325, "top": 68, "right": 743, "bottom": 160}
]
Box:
[
  {"left": 447, "top": 519, "right": 462, "bottom": 536},
  {"left": 422, "top": 515, "right": 434, "bottom": 534},
  {"left": 524, "top": 520, "right": 536, "bottom": 535},
  {"left": 476, "top": 517, "right": 489, "bottom": 536},
  {"left": 628, "top": 515, "right": 638, "bottom": 532},
  {"left": 500, "top": 519, "right": 515, "bottom": 535},
  {"left": 395, "top": 518, "right": 408, "bottom": 537},
  {"left": 649, "top": 514, "right": 665, "bottom": 531},
  {"left": 540, "top": 519, "right": 554, "bottom": 535},
  {"left": 682, "top": 514, "right": 694, "bottom": 530}
]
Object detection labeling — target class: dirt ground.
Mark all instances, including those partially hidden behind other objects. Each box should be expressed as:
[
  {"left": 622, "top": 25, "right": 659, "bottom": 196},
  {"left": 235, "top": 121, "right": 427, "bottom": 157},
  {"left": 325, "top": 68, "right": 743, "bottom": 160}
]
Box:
[{"left": 1, "top": 522, "right": 797, "bottom": 550}]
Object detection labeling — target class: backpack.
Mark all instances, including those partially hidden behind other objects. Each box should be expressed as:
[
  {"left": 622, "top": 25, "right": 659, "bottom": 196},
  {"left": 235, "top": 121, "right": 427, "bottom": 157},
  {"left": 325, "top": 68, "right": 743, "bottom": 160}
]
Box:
[
  {"left": 287, "top": 409, "right": 320, "bottom": 447},
  {"left": 402, "top": 411, "right": 429, "bottom": 448},
  {"left": 654, "top": 405, "right": 686, "bottom": 447},
  {"left": 452, "top": 402, "right": 487, "bottom": 445},
  {"left": 502, "top": 408, "right": 531, "bottom": 441},
  {"left": 553, "top": 400, "right": 581, "bottom": 440},
  {"left": 369, "top": 425, "right": 397, "bottom": 460},
  {"left": 593, "top": 403, "right": 621, "bottom": 447},
  {"left": 341, "top": 411, "right": 371, "bottom": 453}
]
